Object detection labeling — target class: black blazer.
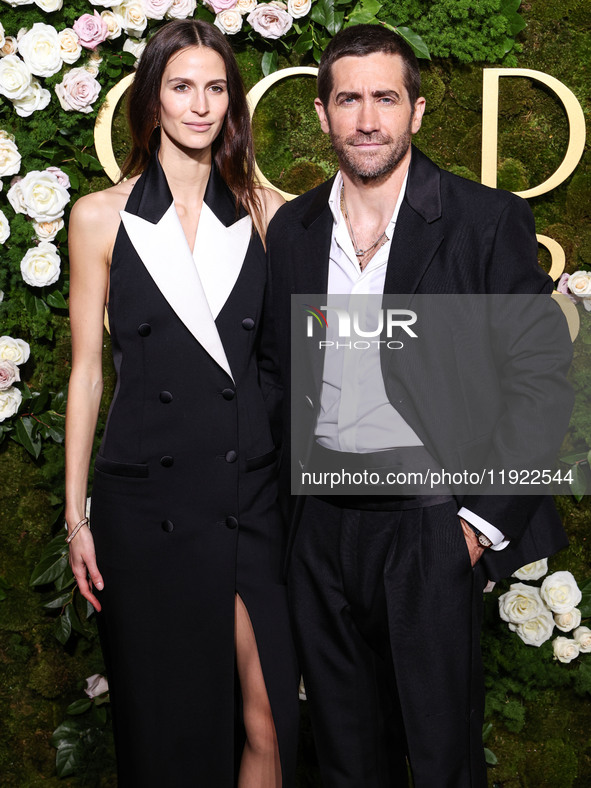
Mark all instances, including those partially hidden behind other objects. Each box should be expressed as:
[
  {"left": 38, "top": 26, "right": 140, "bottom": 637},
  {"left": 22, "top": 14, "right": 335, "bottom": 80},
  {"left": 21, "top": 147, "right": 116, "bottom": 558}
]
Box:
[{"left": 266, "top": 146, "right": 572, "bottom": 581}]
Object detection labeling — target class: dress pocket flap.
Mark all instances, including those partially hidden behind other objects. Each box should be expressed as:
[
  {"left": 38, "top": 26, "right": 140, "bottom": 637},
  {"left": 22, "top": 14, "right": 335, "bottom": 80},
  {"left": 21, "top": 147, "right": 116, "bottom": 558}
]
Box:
[
  {"left": 95, "top": 454, "right": 149, "bottom": 478},
  {"left": 245, "top": 449, "right": 277, "bottom": 472}
]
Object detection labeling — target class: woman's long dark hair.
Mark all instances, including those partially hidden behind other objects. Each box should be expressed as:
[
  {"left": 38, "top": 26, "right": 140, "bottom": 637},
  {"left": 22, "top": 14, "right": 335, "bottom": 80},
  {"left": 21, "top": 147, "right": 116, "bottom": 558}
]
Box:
[{"left": 120, "top": 20, "right": 263, "bottom": 235}]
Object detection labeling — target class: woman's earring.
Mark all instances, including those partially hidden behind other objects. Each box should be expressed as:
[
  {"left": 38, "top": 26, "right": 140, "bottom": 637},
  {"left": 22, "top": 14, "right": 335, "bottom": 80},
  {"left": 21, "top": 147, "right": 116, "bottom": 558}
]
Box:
[{"left": 154, "top": 117, "right": 160, "bottom": 128}]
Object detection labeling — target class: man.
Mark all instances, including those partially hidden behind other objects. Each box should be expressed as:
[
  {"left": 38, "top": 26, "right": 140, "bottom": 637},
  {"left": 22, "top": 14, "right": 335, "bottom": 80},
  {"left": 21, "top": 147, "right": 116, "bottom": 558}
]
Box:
[{"left": 265, "top": 24, "right": 572, "bottom": 787}]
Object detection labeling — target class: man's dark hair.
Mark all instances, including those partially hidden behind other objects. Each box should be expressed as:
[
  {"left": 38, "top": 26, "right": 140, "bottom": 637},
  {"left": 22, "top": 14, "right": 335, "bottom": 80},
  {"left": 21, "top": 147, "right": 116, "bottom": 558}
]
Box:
[{"left": 317, "top": 24, "right": 421, "bottom": 109}]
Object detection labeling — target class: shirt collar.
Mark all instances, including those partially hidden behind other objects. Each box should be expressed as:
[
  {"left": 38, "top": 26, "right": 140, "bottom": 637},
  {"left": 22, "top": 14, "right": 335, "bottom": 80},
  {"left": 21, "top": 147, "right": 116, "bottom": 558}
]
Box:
[{"left": 327, "top": 169, "right": 409, "bottom": 236}]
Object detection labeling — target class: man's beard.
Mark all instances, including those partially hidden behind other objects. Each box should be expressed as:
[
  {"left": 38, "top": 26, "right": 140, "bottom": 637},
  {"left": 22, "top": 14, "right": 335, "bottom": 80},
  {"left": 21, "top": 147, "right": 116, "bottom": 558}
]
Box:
[{"left": 328, "top": 121, "right": 412, "bottom": 184}]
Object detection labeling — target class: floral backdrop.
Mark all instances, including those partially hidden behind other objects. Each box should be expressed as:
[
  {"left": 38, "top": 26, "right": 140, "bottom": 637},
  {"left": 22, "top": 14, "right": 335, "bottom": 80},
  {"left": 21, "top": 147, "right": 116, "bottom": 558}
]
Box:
[{"left": 0, "top": 0, "right": 590, "bottom": 785}]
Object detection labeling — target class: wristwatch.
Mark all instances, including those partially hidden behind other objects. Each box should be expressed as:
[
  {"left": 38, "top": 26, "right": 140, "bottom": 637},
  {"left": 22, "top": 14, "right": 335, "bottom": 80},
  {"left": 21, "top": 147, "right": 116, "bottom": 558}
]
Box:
[{"left": 466, "top": 523, "right": 493, "bottom": 549}]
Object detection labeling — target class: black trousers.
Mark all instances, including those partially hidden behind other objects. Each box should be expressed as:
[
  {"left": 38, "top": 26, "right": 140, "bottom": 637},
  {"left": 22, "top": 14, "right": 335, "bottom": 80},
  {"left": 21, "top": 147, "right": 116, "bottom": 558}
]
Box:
[{"left": 288, "top": 495, "right": 489, "bottom": 788}]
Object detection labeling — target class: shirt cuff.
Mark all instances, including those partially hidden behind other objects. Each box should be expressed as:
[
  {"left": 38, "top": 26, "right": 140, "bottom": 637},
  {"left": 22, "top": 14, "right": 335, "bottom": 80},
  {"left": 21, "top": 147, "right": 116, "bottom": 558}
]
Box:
[{"left": 458, "top": 507, "right": 510, "bottom": 551}]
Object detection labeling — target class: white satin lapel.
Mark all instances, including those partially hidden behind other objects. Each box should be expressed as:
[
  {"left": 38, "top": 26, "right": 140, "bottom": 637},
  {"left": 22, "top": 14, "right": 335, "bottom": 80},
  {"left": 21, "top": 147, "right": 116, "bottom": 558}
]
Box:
[
  {"left": 192, "top": 203, "right": 252, "bottom": 319},
  {"left": 120, "top": 204, "right": 234, "bottom": 381}
]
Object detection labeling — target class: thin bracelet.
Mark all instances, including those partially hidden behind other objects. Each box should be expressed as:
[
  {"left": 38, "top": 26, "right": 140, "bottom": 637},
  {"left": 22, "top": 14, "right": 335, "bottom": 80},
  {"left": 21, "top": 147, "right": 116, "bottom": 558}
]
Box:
[{"left": 65, "top": 517, "right": 90, "bottom": 544}]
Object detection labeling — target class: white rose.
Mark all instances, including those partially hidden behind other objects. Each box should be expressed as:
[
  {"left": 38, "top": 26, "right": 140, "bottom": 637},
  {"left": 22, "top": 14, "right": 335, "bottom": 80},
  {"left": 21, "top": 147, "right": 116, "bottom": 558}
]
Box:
[
  {"left": 214, "top": 9, "right": 243, "bottom": 34},
  {"left": 165, "top": 0, "right": 197, "bottom": 18},
  {"left": 18, "top": 170, "right": 70, "bottom": 221},
  {"left": 84, "top": 673, "right": 109, "bottom": 698},
  {"left": 0, "top": 386, "right": 23, "bottom": 422},
  {"left": 101, "top": 11, "right": 123, "bottom": 40},
  {"left": 7, "top": 178, "right": 26, "bottom": 214},
  {"left": 573, "top": 626, "right": 591, "bottom": 653},
  {"left": 58, "top": 29, "right": 82, "bottom": 65},
  {"left": 247, "top": 2, "right": 292, "bottom": 38},
  {"left": 568, "top": 270, "right": 591, "bottom": 298},
  {"left": 0, "top": 360, "right": 20, "bottom": 391},
  {"left": 552, "top": 636, "right": 580, "bottom": 663},
  {"left": 0, "top": 336, "right": 30, "bottom": 365},
  {"left": 114, "top": 1, "right": 148, "bottom": 36},
  {"left": 12, "top": 79, "right": 51, "bottom": 117},
  {"left": 498, "top": 583, "right": 544, "bottom": 624},
  {"left": 144, "top": 0, "right": 173, "bottom": 19},
  {"left": 0, "top": 134, "right": 21, "bottom": 177},
  {"left": 553, "top": 608, "right": 581, "bottom": 633},
  {"left": 0, "top": 210, "right": 9, "bottom": 243},
  {"left": 89, "top": 0, "right": 121, "bottom": 7},
  {"left": 33, "top": 218, "right": 64, "bottom": 241},
  {"left": 122, "top": 37, "right": 146, "bottom": 66},
  {"left": 35, "top": 0, "right": 64, "bottom": 11},
  {"left": 0, "top": 55, "right": 33, "bottom": 101},
  {"left": 55, "top": 67, "right": 101, "bottom": 113},
  {"left": 287, "top": 0, "right": 310, "bottom": 17},
  {"left": 512, "top": 558, "right": 548, "bottom": 582},
  {"left": 0, "top": 22, "right": 4, "bottom": 50},
  {"left": 509, "top": 608, "right": 554, "bottom": 647},
  {"left": 540, "top": 570, "right": 582, "bottom": 614},
  {"left": 4, "top": 0, "right": 34, "bottom": 6},
  {"left": 1, "top": 37, "right": 19, "bottom": 58},
  {"left": 18, "top": 23, "right": 62, "bottom": 78},
  {"left": 235, "top": 0, "right": 257, "bottom": 11},
  {"left": 20, "top": 242, "right": 61, "bottom": 287}
]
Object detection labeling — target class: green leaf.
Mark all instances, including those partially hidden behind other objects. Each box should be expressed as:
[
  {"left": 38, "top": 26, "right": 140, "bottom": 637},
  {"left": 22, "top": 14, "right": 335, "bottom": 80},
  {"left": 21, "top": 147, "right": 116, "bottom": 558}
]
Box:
[
  {"left": 67, "top": 698, "right": 93, "bottom": 715},
  {"left": 55, "top": 740, "right": 83, "bottom": 778},
  {"left": 51, "top": 719, "right": 82, "bottom": 746},
  {"left": 484, "top": 747, "right": 498, "bottom": 766},
  {"left": 346, "top": 6, "right": 377, "bottom": 25},
  {"left": 23, "top": 288, "right": 50, "bottom": 317},
  {"left": 90, "top": 703, "right": 108, "bottom": 726},
  {"left": 310, "top": 0, "right": 343, "bottom": 35},
  {"left": 393, "top": 26, "right": 430, "bottom": 60},
  {"left": 0, "top": 576, "right": 9, "bottom": 601},
  {"left": 261, "top": 50, "right": 279, "bottom": 77},
  {"left": 571, "top": 462, "right": 589, "bottom": 501},
  {"left": 500, "top": 0, "right": 521, "bottom": 12},
  {"left": 560, "top": 452, "right": 588, "bottom": 464},
  {"left": 12, "top": 417, "right": 42, "bottom": 459},
  {"left": 504, "top": 12, "right": 526, "bottom": 36},
  {"left": 579, "top": 578, "right": 591, "bottom": 619},
  {"left": 54, "top": 568, "right": 76, "bottom": 592},
  {"left": 31, "top": 388, "right": 51, "bottom": 415},
  {"left": 54, "top": 604, "right": 73, "bottom": 644},
  {"left": 310, "top": 0, "right": 327, "bottom": 25},
  {"left": 46, "top": 290, "right": 68, "bottom": 309},
  {"left": 86, "top": 598, "right": 95, "bottom": 620},
  {"left": 293, "top": 29, "right": 315, "bottom": 54},
  {"left": 482, "top": 722, "right": 493, "bottom": 742},
  {"left": 30, "top": 551, "right": 69, "bottom": 587},
  {"left": 43, "top": 590, "right": 72, "bottom": 610}
]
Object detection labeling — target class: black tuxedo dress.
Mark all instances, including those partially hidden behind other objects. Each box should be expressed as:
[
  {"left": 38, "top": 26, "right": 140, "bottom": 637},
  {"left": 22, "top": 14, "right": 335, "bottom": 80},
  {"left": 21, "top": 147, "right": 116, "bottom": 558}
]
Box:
[{"left": 89, "top": 153, "right": 298, "bottom": 787}]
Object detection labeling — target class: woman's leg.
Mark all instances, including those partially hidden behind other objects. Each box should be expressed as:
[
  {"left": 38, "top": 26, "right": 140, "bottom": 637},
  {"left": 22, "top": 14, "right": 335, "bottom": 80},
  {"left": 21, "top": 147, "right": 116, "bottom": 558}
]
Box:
[{"left": 235, "top": 593, "right": 282, "bottom": 788}]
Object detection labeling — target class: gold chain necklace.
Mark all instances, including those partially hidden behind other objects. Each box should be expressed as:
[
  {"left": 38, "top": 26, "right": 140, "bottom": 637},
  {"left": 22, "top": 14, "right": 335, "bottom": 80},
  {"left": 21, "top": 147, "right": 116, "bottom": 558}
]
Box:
[{"left": 340, "top": 186, "right": 388, "bottom": 265}]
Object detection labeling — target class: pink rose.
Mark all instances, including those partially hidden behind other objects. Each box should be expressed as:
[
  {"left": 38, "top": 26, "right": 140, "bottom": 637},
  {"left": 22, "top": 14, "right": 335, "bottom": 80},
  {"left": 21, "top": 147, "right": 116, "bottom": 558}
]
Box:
[
  {"left": 206, "top": 0, "right": 238, "bottom": 12},
  {"left": 45, "top": 166, "right": 71, "bottom": 189},
  {"left": 73, "top": 12, "right": 109, "bottom": 50},
  {"left": 247, "top": 2, "right": 292, "bottom": 38},
  {"left": 0, "top": 360, "right": 20, "bottom": 391},
  {"left": 557, "top": 273, "right": 577, "bottom": 304},
  {"left": 55, "top": 67, "right": 101, "bottom": 113}
]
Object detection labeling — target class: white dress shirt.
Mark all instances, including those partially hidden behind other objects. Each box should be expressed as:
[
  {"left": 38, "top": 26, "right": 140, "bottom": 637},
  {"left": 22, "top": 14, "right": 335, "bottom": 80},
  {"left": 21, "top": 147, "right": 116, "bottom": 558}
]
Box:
[{"left": 315, "top": 171, "right": 508, "bottom": 550}]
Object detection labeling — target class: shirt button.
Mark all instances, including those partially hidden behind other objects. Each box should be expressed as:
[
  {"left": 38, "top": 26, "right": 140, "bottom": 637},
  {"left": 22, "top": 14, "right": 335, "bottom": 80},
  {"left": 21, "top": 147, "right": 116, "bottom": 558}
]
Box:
[
  {"left": 161, "top": 520, "right": 174, "bottom": 533},
  {"left": 160, "top": 456, "right": 174, "bottom": 467},
  {"left": 225, "top": 516, "right": 238, "bottom": 529},
  {"left": 225, "top": 450, "right": 237, "bottom": 463},
  {"left": 222, "top": 388, "right": 236, "bottom": 401},
  {"left": 159, "top": 391, "right": 173, "bottom": 403},
  {"left": 242, "top": 318, "right": 255, "bottom": 331},
  {"left": 138, "top": 323, "right": 151, "bottom": 337}
]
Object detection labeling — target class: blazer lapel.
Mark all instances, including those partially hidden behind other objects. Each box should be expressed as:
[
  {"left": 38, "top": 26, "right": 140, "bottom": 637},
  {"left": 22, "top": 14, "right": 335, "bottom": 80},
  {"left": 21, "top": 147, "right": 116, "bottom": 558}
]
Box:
[{"left": 119, "top": 153, "right": 235, "bottom": 381}]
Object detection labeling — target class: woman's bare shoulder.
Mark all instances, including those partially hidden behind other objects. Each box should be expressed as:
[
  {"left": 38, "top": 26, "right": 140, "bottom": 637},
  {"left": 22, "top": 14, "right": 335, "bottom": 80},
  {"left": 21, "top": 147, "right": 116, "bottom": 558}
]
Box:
[
  {"left": 256, "top": 186, "right": 285, "bottom": 231},
  {"left": 69, "top": 176, "right": 140, "bottom": 232}
]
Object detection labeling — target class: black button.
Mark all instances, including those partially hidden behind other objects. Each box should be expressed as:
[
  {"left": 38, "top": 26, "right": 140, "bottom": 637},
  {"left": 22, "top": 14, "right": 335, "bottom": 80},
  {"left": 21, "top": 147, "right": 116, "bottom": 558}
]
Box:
[
  {"left": 242, "top": 318, "right": 255, "bottom": 330},
  {"left": 160, "top": 456, "right": 174, "bottom": 467},
  {"left": 222, "top": 388, "right": 235, "bottom": 401},
  {"left": 225, "top": 450, "right": 237, "bottom": 463},
  {"left": 161, "top": 519, "right": 174, "bottom": 533},
  {"left": 138, "top": 323, "right": 151, "bottom": 337},
  {"left": 225, "top": 516, "right": 238, "bottom": 529},
  {"left": 159, "top": 391, "right": 173, "bottom": 403}
]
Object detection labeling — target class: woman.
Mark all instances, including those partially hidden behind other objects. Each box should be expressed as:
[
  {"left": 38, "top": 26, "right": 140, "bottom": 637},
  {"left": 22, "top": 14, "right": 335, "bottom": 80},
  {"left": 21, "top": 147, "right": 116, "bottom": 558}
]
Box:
[{"left": 65, "top": 20, "right": 298, "bottom": 787}]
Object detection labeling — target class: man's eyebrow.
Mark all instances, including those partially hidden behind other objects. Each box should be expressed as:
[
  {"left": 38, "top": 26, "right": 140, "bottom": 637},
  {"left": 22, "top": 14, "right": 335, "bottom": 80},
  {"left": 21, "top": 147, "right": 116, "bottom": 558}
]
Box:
[{"left": 334, "top": 89, "right": 402, "bottom": 101}]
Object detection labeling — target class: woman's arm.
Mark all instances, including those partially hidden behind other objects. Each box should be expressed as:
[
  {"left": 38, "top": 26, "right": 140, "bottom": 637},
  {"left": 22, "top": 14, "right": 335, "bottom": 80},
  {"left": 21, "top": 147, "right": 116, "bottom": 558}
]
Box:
[{"left": 65, "top": 192, "right": 115, "bottom": 612}]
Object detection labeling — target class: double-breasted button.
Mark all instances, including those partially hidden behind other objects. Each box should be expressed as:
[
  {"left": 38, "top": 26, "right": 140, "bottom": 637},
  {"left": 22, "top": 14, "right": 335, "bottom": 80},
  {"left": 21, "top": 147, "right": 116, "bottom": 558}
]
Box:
[
  {"left": 159, "top": 391, "right": 173, "bottom": 403},
  {"left": 225, "top": 450, "right": 237, "bottom": 463},
  {"left": 242, "top": 318, "right": 255, "bottom": 331},
  {"left": 222, "top": 388, "right": 235, "bottom": 401},
  {"left": 161, "top": 519, "right": 174, "bottom": 533},
  {"left": 160, "top": 455, "right": 174, "bottom": 467},
  {"left": 225, "top": 516, "right": 238, "bottom": 529},
  {"left": 305, "top": 395, "right": 315, "bottom": 410},
  {"left": 138, "top": 323, "right": 151, "bottom": 337}
]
